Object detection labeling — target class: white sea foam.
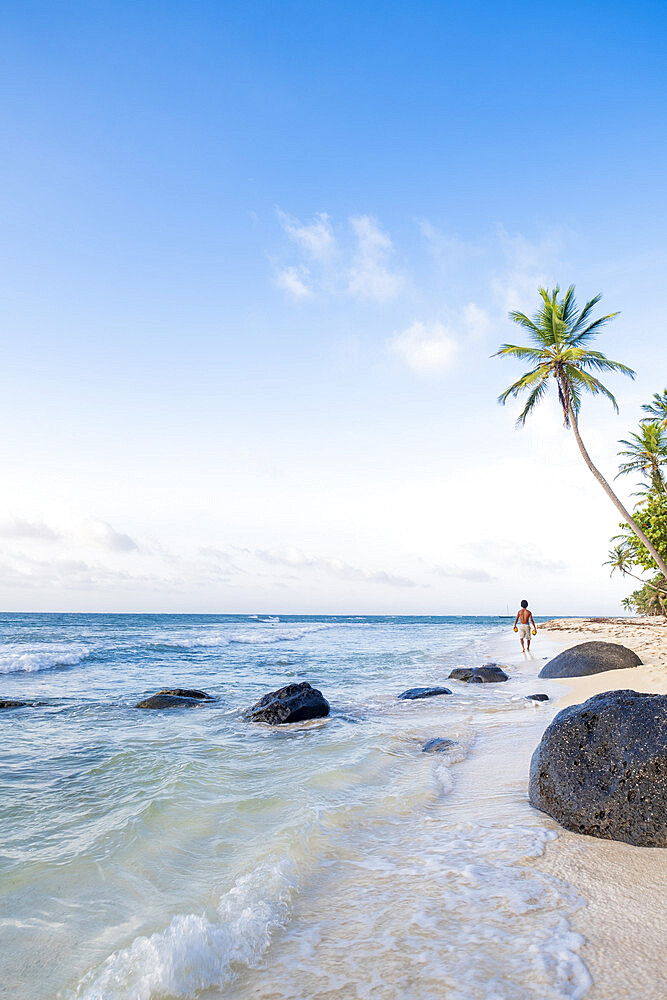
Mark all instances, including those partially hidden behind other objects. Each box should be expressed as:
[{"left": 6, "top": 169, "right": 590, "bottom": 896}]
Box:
[
  {"left": 73, "top": 862, "right": 296, "bottom": 1000},
  {"left": 0, "top": 643, "right": 91, "bottom": 674},
  {"left": 152, "top": 623, "right": 332, "bottom": 650}
]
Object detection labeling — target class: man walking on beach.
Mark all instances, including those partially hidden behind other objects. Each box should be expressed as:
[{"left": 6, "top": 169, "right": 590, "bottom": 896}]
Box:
[{"left": 514, "top": 599, "right": 536, "bottom": 652}]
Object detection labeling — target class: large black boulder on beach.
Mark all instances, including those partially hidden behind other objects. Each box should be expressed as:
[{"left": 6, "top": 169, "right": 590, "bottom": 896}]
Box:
[
  {"left": 529, "top": 690, "right": 667, "bottom": 847},
  {"left": 539, "top": 641, "right": 641, "bottom": 679},
  {"left": 247, "top": 681, "right": 329, "bottom": 725},
  {"left": 136, "top": 689, "right": 213, "bottom": 710},
  {"left": 398, "top": 686, "right": 452, "bottom": 700},
  {"left": 448, "top": 665, "right": 509, "bottom": 684}
]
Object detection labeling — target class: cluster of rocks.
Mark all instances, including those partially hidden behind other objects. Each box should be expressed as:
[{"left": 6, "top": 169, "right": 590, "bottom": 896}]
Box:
[
  {"left": 530, "top": 640, "right": 666, "bottom": 847},
  {"left": 5, "top": 635, "right": 664, "bottom": 848}
]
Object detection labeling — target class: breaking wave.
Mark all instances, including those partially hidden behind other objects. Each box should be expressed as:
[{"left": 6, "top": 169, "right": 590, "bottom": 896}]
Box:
[
  {"left": 72, "top": 862, "right": 296, "bottom": 1000},
  {"left": 0, "top": 643, "right": 92, "bottom": 674}
]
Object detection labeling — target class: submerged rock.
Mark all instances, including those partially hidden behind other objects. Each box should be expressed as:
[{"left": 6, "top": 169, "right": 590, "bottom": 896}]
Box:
[
  {"left": 529, "top": 690, "right": 667, "bottom": 847},
  {"left": 154, "top": 688, "right": 214, "bottom": 700},
  {"left": 526, "top": 693, "right": 550, "bottom": 702},
  {"left": 539, "top": 641, "right": 641, "bottom": 679},
  {"left": 422, "top": 737, "right": 456, "bottom": 753},
  {"left": 135, "top": 693, "right": 205, "bottom": 710},
  {"left": 448, "top": 665, "right": 509, "bottom": 684},
  {"left": 247, "top": 681, "right": 329, "bottom": 725},
  {"left": 398, "top": 686, "right": 452, "bottom": 700},
  {"left": 0, "top": 699, "right": 30, "bottom": 709}
]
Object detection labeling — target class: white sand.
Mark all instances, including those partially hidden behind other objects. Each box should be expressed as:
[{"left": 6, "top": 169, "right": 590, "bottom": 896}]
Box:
[{"left": 534, "top": 618, "right": 667, "bottom": 999}]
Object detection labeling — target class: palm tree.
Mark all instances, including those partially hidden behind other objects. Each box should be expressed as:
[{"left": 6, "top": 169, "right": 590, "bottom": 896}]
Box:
[
  {"left": 641, "top": 390, "right": 667, "bottom": 430},
  {"left": 604, "top": 543, "right": 667, "bottom": 593},
  {"left": 495, "top": 285, "right": 667, "bottom": 580},
  {"left": 616, "top": 422, "right": 667, "bottom": 494}
]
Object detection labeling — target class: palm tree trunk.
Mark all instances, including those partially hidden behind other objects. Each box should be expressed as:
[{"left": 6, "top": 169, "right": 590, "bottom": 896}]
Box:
[
  {"left": 623, "top": 569, "right": 667, "bottom": 594},
  {"left": 567, "top": 402, "right": 667, "bottom": 579}
]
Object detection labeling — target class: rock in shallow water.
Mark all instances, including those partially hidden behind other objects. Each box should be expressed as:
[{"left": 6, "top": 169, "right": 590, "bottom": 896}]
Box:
[
  {"left": 247, "top": 681, "right": 329, "bottom": 725},
  {"left": 136, "top": 692, "right": 209, "bottom": 709},
  {"left": 539, "top": 641, "right": 641, "bottom": 679},
  {"left": 526, "top": 693, "right": 550, "bottom": 702},
  {"left": 422, "top": 737, "right": 456, "bottom": 753},
  {"left": 448, "top": 665, "right": 509, "bottom": 684},
  {"left": 155, "top": 688, "right": 214, "bottom": 700},
  {"left": 398, "top": 687, "right": 452, "bottom": 700},
  {"left": 0, "top": 699, "right": 29, "bottom": 709},
  {"left": 529, "top": 690, "right": 667, "bottom": 847}
]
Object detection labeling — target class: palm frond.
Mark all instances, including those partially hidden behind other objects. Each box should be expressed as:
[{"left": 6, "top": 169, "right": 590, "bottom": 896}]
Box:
[
  {"left": 570, "top": 293, "right": 602, "bottom": 332},
  {"left": 497, "top": 366, "right": 549, "bottom": 405},
  {"left": 515, "top": 378, "right": 550, "bottom": 427},
  {"left": 569, "top": 311, "right": 621, "bottom": 345},
  {"left": 566, "top": 367, "right": 620, "bottom": 411},
  {"left": 493, "top": 344, "right": 547, "bottom": 362},
  {"left": 576, "top": 351, "right": 635, "bottom": 377}
]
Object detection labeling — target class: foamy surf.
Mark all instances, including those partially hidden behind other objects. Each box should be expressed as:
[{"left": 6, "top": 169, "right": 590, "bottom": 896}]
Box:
[
  {"left": 71, "top": 863, "right": 297, "bottom": 1000},
  {"left": 0, "top": 642, "right": 92, "bottom": 673}
]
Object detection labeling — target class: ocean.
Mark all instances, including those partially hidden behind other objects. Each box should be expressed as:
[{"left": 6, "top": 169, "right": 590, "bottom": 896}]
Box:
[{"left": 0, "top": 613, "right": 591, "bottom": 1000}]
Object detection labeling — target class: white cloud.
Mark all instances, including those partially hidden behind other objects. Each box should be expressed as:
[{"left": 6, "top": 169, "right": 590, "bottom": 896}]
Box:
[
  {"left": 0, "top": 517, "right": 60, "bottom": 540},
  {"left": 84, "top": 519, "right": 138, "bottom": 553},
  {"left": 347, "top": 215, "right": 404, "bottom": 302},
  {"left": 274, "top": 210, "right": 404, "bottom": 304},
  {"left": 494, "top": 227, "right": 568, "bottom": 316},
  {"left": 462, "top": 302, "right": 491, "bottom": 341},
  {"left": 431, "top": 562, "right": 496, "bottom": 583},
  {"left": 277, "top": 210, "right": 334, "bottom": 261},
  {"left": 275, "top": 265, "right": 312, "bottom": 299},
  {"left": 252, "top": 545, "right": 420, "bottom": 587},
  {"left": 389, "top": 320, "right": 458, "bottom": 376}
]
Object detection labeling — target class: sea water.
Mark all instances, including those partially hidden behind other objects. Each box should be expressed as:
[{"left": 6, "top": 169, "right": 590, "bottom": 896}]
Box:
[{"left": 0, "top": 614, "right": 591, "bottom": 1000}]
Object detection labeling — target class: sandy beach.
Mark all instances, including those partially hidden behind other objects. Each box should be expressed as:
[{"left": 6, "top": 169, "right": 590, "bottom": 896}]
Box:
[{"left": 535, "top": 617, "right": 667, "bottom": 1000}]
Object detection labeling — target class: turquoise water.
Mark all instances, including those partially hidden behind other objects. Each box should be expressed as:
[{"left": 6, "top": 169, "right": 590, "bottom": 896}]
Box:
[{"left": 0, "top": 614, "right": 590, "bottom": 1000}]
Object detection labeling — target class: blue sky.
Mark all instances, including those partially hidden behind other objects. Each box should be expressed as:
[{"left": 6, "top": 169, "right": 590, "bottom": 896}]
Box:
[{"left": 1, "top": 1, "right": 666, "bottom": 612}]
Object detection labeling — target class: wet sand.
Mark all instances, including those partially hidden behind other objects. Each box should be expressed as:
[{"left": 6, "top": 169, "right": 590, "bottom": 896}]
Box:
[{"left": 534, "top": 617, "right": 667, "bottom": 1000}]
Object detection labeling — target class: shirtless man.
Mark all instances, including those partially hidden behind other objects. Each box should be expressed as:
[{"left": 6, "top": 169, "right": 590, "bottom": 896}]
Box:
[{"left": 514, "top": 599, "right": 536, "bottom": 652}]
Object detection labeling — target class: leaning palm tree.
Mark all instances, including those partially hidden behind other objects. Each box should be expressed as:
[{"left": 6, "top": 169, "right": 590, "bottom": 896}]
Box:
[
  {"left": 604, "top": 543, "right": 667, "bottom": 593},
  {"left": 495, "top": 285, "right": 667, "bottom": 580},
  {"left": 616, "top": 422, "right": 667, "bottom": 494},
  {"left": 641, "top": 390, "right": 667, "bottom": 429}
]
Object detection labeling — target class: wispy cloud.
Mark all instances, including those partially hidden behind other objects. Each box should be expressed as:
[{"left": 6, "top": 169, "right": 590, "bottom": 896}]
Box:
[
  {"left": 347, "top": 215, "right": 404, "bottom": 303},
  {"left": 0, "top": 517, "right": 60, "bottom": 540},
  {"left": 251, "top": 545, "right": 420, "bottom": 587},
  {"left": 388, "top": 320, "right": 458, "bottom": 376},
  {"left": 84, "top": 519, "right": 138, "bottom": 553},
  {"left": 466, "top": 539, "right": 567, "bottom": 575},
  {"left": 274, "top": 210, "right": 404, "bottom": 303},
  {"left": 277, "top": 209, "right": 334, "bottom": 261},
  {"left": 274, "top": 265, "right": 312, "bottom": 299},
  {"left": 430, "top": 562, "right": 496, "bottom": 583}
]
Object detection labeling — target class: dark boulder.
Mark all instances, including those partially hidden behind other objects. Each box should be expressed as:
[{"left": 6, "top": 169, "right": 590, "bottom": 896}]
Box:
[
  {"left": 398, "top": 686, "right": 452, "bottom": 700},
  {"left": 422, "top": 737, "right": 456, "bottom": 753},
  {"left": 136, "top": 693, "right": 204, "bottom": 710},
  {"left": 529, "top": 690, "right": 667, "bottom": 847},
  {"left": 0, "top": 699, "right": 29, "bottom": 709},
  {"left": 526, "top": 693, "right": 550, "bottom": 702},
  {"left": 539, "top": 641, "right": 641, "bottom": 679},
  {"left": 154, "top": 688, "right": 214, "bottom": 700},
  {"left": 247, "top": 681, "right": 329, "bottom": 725},
  {"left": 448, "top": 665, "right": 509, "bottom": 684}
]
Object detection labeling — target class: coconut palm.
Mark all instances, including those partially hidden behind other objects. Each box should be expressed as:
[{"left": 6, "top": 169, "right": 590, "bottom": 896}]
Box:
[
  {"left": 604, "top": 543, "right": 667, "bottom": 593},
  {"left": 641, "top": 389, "right": 667, "bottom": 430},
  {"left": 495, "top": 285, "right": 667, "bottom": 579},
  {"left": 616, "top": 422, "right": 667, "bottom": 494}
]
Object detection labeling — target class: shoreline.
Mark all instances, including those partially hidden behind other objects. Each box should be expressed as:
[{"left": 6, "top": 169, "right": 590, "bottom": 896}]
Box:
[{"left": 527, "top": 617, "right": 667, "bottom": 1000}]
